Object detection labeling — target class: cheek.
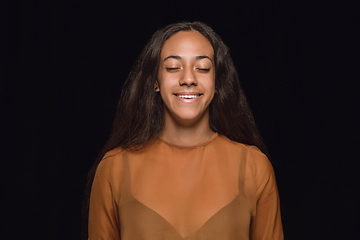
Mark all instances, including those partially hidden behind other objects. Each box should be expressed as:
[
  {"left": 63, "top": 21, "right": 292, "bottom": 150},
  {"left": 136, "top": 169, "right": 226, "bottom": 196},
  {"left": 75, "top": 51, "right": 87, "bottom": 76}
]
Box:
[
  {"left": 207, "top": 76, "right": 216, "bottom": 93},
  {"left": 159, "top": 91, "right": 167, "bottom": 102},
  {"left": 158, "top": 82, "right": 173, "bottom": 103},
  {"left": 157, "top": 73, "right": 178, "bottom": 92}
]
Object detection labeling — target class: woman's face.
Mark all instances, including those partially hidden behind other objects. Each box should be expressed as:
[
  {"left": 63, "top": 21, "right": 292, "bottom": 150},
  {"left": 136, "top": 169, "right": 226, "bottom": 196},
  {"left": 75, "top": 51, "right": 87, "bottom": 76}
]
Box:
[{"left": 157, "top": 30, "right": 216, "bottom": 127}]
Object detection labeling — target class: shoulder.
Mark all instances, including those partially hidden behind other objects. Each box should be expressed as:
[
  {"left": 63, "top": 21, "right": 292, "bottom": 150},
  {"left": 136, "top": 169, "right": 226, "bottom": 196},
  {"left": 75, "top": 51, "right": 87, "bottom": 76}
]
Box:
[
  {"left": 243, "top": 146, "right": 278, "bottom": 199},
  {"left": 220, "top": 135, "right": 272, "bottom": 168},
  {"left": 246, "top": 145, "right": 274, "bottom": 178},
  {"left": 95, "top": 147, "right": 127, "bottom": 180},
  {"left": 216, "top": 135, "right": 270, "bottom": 167},
  {"left": 213, "top": 134, "right": 250, "bottom": 153},
  {"left": 217, "top": 135, "right": 275, "bottom": 186}
]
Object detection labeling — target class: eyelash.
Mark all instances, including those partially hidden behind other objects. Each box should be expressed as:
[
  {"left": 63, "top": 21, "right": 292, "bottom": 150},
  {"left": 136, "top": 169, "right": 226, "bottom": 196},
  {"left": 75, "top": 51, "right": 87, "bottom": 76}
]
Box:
[
  {"left": 166, "top": 68, "right": 180, "bottom": 71},
  {"left": 166, "top": 68, "right": 210, "bottom": 72},
  {"left": 197, "top": 68, "right": 210, "bottom": 72}
]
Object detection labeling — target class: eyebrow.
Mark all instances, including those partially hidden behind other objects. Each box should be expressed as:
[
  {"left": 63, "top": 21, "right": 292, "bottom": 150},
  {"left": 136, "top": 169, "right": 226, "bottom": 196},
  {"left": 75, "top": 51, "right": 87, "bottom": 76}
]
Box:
[{"left": 163, "top": 55, "right": 213, "bottom": 62}]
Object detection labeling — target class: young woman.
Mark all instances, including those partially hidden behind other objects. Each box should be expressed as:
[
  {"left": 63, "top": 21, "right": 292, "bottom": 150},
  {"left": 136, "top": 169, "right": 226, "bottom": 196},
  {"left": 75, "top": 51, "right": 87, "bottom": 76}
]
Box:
[{"left": 85, "top": 21, "right": 283, "bottom": 240}]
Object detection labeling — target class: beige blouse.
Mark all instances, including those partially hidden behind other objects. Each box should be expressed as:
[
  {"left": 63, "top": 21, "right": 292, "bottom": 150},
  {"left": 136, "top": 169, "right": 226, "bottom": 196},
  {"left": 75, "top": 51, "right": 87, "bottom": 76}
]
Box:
[{"left": 88, "top": 133, "right": 283, "bottom": 240}]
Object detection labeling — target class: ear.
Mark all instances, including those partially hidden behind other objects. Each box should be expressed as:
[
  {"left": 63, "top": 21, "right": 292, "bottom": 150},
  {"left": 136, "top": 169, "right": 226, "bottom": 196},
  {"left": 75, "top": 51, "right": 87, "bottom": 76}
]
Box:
[{"left": 154, "top": 82, "right": 160, "bottom": 92}]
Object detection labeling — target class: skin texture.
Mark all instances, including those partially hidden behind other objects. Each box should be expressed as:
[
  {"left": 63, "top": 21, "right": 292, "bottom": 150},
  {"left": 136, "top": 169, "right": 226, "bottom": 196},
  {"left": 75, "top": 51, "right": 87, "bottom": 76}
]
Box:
[{"left": 156, "top": 31, "right": 216, "bottom": 146}]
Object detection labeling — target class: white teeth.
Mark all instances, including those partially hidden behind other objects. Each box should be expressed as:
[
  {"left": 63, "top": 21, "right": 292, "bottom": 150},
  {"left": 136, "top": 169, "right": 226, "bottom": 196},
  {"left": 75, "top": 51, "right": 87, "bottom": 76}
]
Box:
[{"left": 177, "top": 95, "right": 199, "bottom": 99}]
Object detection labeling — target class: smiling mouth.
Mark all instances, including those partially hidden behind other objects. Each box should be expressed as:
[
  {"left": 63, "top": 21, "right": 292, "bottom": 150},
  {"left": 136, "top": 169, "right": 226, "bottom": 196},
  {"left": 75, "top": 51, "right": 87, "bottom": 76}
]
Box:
[{"left": 174, "top": 94, "right": 202, "bottom": 99}]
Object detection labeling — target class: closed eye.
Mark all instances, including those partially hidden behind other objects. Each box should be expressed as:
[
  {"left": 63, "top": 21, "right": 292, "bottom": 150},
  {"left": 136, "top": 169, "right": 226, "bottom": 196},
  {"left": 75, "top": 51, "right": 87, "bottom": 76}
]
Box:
[
  {"left": 166, "top": 67, "right": 181, "bottom": 72},
  {"left": 197, "top": 68, "right": 211, "bottom": 73}
]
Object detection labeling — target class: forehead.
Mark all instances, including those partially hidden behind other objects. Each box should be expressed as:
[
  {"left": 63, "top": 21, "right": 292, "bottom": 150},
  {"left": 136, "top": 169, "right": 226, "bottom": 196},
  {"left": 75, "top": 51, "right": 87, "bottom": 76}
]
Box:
[{"left": 161, "top": 31, "right": 214, "bottom": 58}]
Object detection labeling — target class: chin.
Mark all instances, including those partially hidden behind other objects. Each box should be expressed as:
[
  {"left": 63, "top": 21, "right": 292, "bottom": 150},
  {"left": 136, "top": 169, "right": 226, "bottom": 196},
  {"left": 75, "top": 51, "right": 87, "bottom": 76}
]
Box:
[
  {"left": 173, "top": 112, "right": 207, "bottom": 125},
  {"left": 174, "top": 110, "right": 201, "bottom": 119},
  {"left": 164, "top": 105, "right": 209, "bottom": 126}
]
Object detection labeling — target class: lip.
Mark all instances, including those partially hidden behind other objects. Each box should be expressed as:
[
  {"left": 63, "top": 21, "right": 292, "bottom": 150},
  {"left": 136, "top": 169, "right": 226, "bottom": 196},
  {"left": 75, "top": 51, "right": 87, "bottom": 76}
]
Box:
[{"left": 172, "top": 92, "right": 203, "bottom": 103}]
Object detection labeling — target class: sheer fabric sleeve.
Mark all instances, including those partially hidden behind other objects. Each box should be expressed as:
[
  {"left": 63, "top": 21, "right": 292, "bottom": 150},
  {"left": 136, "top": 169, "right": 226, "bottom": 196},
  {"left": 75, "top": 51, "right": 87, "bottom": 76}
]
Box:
[
  {"left": 88, "top": 155, "right": 121, "bottom": 240},
  {"left": 249, "top": 147, "right": 284, "bottom": 240}
]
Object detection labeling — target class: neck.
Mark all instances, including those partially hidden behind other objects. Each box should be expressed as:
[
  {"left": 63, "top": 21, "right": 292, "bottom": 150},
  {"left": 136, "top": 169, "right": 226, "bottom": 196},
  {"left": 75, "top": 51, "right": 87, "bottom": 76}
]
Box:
[{"left": 159, "top": 111, "right": 215, "bottom": 146}]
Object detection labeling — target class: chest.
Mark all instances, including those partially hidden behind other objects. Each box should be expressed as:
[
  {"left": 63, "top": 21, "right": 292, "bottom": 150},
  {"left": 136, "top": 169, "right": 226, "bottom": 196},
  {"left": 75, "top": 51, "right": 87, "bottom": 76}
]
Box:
[{"left": 118, "top": 153, "right": 253, "bottom": 239}]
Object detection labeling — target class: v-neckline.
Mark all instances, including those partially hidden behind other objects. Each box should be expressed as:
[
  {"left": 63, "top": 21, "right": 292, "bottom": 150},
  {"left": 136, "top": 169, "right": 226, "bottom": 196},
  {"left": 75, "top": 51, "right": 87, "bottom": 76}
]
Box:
[{"left": 132, "top": 193, "right": 240, "bottom": 239}]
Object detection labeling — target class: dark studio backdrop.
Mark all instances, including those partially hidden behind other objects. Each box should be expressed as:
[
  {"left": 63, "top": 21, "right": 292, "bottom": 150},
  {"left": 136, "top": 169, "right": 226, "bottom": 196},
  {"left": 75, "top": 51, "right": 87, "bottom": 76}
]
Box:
[{"left": 2, "top": 0, "right": 358, "bottom": 239}]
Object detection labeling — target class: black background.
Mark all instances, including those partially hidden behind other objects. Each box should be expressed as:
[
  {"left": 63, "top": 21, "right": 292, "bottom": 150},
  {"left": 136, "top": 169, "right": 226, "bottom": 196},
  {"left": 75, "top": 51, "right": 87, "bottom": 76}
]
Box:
[{"left": 2, "top": 1, "right": 358, "bottom": 239}]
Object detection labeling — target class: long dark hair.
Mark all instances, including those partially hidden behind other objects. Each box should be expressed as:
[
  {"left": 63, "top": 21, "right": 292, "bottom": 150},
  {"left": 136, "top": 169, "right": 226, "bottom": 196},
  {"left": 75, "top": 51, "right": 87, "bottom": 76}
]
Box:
[{"left": 82, "top": 21, "right": 268, "bottom": 239}]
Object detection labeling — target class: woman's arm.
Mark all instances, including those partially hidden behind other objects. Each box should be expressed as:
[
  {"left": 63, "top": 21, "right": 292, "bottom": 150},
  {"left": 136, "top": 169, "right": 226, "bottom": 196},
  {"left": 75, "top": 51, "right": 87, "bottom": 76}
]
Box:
[
  {"left": 88, "top": 158, "right": 121, "bottom": 240},
  {"left": 249, "top": 148, "right": 284, "bottom": 240}
]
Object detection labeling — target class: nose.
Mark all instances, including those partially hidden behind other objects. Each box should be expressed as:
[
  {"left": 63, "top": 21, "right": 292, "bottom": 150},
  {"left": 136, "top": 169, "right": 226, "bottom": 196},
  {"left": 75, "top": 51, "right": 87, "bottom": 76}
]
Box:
[{"left": 179, "top": 67, "right": 197, "bottom": 86}]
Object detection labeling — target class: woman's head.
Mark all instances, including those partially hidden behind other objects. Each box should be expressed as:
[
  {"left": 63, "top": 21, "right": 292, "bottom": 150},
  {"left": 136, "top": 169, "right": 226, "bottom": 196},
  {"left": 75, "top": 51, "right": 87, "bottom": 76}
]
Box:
[
  {"left": 156, "top": 30, "right": 216, "bottom": 128},
  {"left": 133, "top": 21, "right": 237, "bottom": 105},
  {"left": 115, "top": 21, "right": 250, "bottom": 146},
  {"left": 95, "top": 20, "right": 267, "bottom": 153}
]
